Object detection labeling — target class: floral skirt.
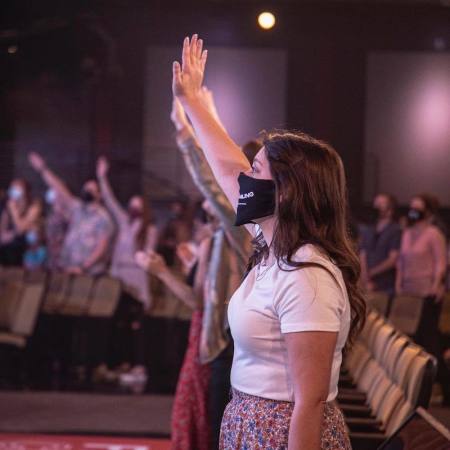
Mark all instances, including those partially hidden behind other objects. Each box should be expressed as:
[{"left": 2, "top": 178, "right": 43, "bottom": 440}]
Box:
[
  {"left": 170, "top": 310, "right": 211, "bottom": 450},
  {"left": 219, "top": 389, "right": 351, "bottom": 450}
]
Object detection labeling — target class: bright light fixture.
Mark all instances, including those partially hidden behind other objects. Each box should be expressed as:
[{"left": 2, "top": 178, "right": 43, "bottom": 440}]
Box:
[{"left": 258, "top": 12, "right": 276, "bottom": 30}]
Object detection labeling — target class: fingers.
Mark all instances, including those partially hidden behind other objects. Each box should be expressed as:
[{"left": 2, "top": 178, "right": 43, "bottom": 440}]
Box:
[
  {"left": 200, "top": 49, "right": 208, "bottom": 72},
  {"left": 196, "top": 39, "right": 203, "bottom": 59},
  {"left": 172, "top": 61, "right": 182, "bottom": 93},
  {"left": 190, "top": 34, "right": 198, "bottom": 64},
  {"left": 181, "top": 37, "right": 190, "bottom": 71}
]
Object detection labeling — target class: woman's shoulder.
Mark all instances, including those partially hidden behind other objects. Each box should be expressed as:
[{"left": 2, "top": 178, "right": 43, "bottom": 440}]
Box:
[
  {"left": 426, "top": 224, "right": 445, "bottom": 240},
  {"left": 289, "top": 244, "right": 335, "bottom": 269},
  {"left": 277, "top": 244, "right": 343, "bottom": 286},
  {"left": 273, "top": 244, "right": 348, "bottom": 314}
]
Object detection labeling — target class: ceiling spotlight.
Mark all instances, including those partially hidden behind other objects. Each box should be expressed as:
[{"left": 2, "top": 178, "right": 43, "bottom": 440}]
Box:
[
  {"left": 7, "top": 45, "right": 18, "bottom": 54},
  {"left": 258, "top": 12, "right": 276, "bottom": 30}
]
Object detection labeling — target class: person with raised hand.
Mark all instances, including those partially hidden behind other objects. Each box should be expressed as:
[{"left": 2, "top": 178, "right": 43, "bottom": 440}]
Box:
[
  {"left": 95, "top": 156, "right": 157, "bottom": 378},
  {"left": 173, "top": 35, "right": 364, "bottom": 450},
  {"left": 171, "top": 89, "right": 253, "bottom": 449},
  {"left": 28, "top": 151, "right": 114, "bottom": 275},
  {"left": 136, "top": 201, "right": 214, "bottom": 450}
]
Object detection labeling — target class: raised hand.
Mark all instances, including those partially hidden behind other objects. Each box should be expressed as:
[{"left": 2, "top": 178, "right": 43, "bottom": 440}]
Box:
[
  {"left": 172, "top": 35, "right": 208, "bottom": 101},
  {"left": 170, "top": 97, "right": 189, "bottom": 131},
  {"left": 28, "top": 152, "right": 46, "bottom": 172},
  {"left": 135, "top": 250, "right": 168, "bottom": 275},
  {"left": 176, "top": 242, "right": 198, "bottom": 269},
  {"left": 96, "top": 156, "right": 109, "bottom": 179}
]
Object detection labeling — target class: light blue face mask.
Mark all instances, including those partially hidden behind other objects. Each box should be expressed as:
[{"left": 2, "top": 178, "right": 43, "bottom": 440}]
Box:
[
  {"left": 45, "top": 189, "right": 57, "bottom": 204},
  {"left": 26, "top": 230, "right": 39, "bottom": 246},
  {"left": 8, "top": 186, "right": 23, "bottom": 201}
]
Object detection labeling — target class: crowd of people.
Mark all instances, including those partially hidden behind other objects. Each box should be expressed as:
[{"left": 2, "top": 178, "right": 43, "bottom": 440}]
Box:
[
  {"left": 359, "top": 191, "right": 450, "bottom": 407},
  {"left": 0, "top": 34, "right": 449, "bottom": 450}
]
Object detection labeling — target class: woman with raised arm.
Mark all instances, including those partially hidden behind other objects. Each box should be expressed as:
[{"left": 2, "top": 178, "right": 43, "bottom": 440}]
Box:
[
  {"left": 136, "top": 206, "right": 213, "bottom": 450},
  {"left": 96, "top": 156, "right": 157, "bottom": 373},
  {"left": 173, "top": 35, "right": 365, "bottom": 450}
]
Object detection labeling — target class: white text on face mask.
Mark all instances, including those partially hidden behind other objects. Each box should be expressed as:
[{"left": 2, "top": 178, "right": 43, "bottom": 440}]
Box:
[{"left": 239, "top": 192, "right": 254, "bottom": 200}]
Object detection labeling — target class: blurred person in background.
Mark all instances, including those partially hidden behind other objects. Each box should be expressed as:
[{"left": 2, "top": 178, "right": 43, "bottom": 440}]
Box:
[
  {"left": 171, "top": 89, "right": 253, "bottom": 449},
  {"left": 396, "top": 194, "right": 447, "bottom": 394},
  {"left": 136, "top": 203, "right": 213, "bottom": 450},
  {"left": 359, "top": 193, "right": 401, "bottom": 299},
  {"left": 23, "top": 224, "right": 47, "bottom": 271},
  {"left": 397, "top": 194, "right": 447, "bottom": 306},
  {"left": 157, "top": 199, "right": 192, "bottom": 267},
  {"left": 28, "top": 152, "right": 114, "bottom": 275},
  {"left": 419, "top": 192, "right": 448, "bottom": 239},
  {"left": 96, "top": 156, "right": 158, "bottom": 382},
  {"left": 44, "top": 188, "right": 70, "bottom": 271},
  {"left": 0, "top": 178, "right": 42, "bottom": 266}
]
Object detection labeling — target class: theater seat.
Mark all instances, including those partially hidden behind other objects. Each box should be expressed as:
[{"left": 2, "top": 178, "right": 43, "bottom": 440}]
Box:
[
  {"left": 388, "top": 294, "right": 424, "bottom": 336},
  {"left": 60, "top": 275, "right": 95, "bottom": 316},
  {"left": 0, "top": 283, "right": 44, "bottom": 348},
  {"left": 87, "top": 276, "right": 121, "bottom": 317},
  {"left": 42, "top": 272, "right": 71, "bottom": 313}
]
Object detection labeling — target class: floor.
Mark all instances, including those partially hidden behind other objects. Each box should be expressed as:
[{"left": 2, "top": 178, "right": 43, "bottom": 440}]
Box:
[
  {"left": 0, "top": 390, "right": 449, "bottom": 449},
  {"left": 0, "top": 434, "right": 171, "bottom": 450},
  {"left": 0, "top": 392, "right": 173, "bottom": 437}
]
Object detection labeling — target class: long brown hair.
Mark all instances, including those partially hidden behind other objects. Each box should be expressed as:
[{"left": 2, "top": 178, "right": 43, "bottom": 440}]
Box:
[
  {"left": 248, "top": 130, "right": 366, "bottom": 347},
  {"left": 135, "top": 195, "right": 154, "bottom": 250}
]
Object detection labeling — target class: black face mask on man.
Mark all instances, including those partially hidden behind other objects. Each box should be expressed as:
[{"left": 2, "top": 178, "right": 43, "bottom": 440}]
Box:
[
  {"left": 234, "top": 173, "right": 276, "bottom": 227},
  {"left": 80, "top": 189, "right": 95, "bottom": 204},
  {"left": 407, "top": 208, "right": 425, "bottom": 225}
]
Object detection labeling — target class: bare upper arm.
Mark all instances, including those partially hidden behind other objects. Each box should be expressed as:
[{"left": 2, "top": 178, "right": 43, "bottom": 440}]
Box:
[{"left": 284, "top": 331, "right": 338, "bottom": 405}]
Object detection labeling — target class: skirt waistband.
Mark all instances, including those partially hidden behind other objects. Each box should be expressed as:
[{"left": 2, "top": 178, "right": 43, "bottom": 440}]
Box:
[{"left": 231, "top": 388, "right": 337, "bottom": 407}]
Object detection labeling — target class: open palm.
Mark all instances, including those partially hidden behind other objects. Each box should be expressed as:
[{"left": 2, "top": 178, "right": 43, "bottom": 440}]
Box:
[{"left": 172, "top": 35, "right": 208, "bottom": 100}]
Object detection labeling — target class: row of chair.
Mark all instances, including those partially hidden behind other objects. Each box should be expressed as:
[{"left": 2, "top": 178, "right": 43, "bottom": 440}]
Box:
[
  {"left": 339, "top": 309, "right": 437, "bottom": 449},
  {"left": 0, "top": 269, "right": 121, "bottom": 352},
  {"left": 366, "top": 290, "right": 450, "bottom": 336},
  {"left": 0, "top": 266, "right": 193, "bottom": 321}
]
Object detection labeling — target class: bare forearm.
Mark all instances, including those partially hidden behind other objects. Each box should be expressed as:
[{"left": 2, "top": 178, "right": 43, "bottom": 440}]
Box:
[
  {"left": 98, "top": 175, "right": 125, "bottom": 220},
  {"left": 432, "top": 264, "right": 447, "bottom": 290},
  {"left": 182, "top": 97, "right": 250, "bottom": 185},
  {"left": 158, "top": 268, "right": 199, "bottom": 310},
  {"left": 288, "top": 402, "right": 324, "bottom": 450},
  {"left": 369, "top": 255, "right": 397, "bottom": 278},
  {"left": 83, "top": 239, "right": 109, "bottom": 270},
  {"left": 41, "top": 167, "right": 74, "bottom": 203}
]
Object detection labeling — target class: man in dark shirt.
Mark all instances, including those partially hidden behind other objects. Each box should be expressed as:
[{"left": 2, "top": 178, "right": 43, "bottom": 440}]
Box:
[{"left": 360, "top": 193, "right": 402, "bottom": 297}]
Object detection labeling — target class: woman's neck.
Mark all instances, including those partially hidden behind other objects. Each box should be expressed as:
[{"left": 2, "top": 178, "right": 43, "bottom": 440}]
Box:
[{"left": 259, "top": 216, "right": 276, "bottom": 248}]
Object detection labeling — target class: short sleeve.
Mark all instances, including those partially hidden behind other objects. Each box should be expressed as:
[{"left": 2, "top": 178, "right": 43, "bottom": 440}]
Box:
[
  {"left": 96, "top": 212, "right": 114, "bottom": 238},
  {"left": 387, "top": 226, "right": 402, "bottom": 252},
  {"left": 358, "top": 224, "right": 372, "bottom": 253},
  {"left": 274, "top": 267, "right": 345, "bottom": 334}
]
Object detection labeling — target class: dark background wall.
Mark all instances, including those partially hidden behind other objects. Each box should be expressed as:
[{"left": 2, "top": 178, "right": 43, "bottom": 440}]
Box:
[{"left": 1, "top": 1, "right": 449, "bottom": 208}]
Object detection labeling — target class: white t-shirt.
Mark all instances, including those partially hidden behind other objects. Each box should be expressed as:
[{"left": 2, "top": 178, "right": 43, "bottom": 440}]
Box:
[{"left": 228, "top": 243, "right": 351, "bottom": 402}]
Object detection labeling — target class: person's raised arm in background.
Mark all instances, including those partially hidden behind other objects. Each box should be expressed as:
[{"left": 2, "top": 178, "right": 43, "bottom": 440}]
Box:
[
  {"left": 171, "top": 92, "right": 250, "bottom": 260},
  {"left": 96, "top": 156, "right": 127, "bottom": 224},
  {"left": 28, "top": 152, "right": 77, "bottom": 210}
]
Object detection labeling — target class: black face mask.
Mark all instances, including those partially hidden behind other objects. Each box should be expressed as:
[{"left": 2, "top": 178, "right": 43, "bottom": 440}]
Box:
[
  {"left": 128, "top": 207, "right": 143, "bottom": 220},
  {"left": 407, "top": 208, "right": 425, "bottom": 225},
  {"left": 234, "top": 173, "right": 276, "bottom": 227},
  {"left": 80, "top": 189, "right": 95, "bottom": 203}
]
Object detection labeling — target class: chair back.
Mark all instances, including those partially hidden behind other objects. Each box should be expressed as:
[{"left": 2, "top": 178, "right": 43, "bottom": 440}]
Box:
[
  {"left": 87, "top": 276, "right": 121, "bottom": 317},
  {"left": 389, "top": 294, "right": 424, "bottom": 335},
  {"left": 10, "top": 283, "right": 45, "bottom": 336}
]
